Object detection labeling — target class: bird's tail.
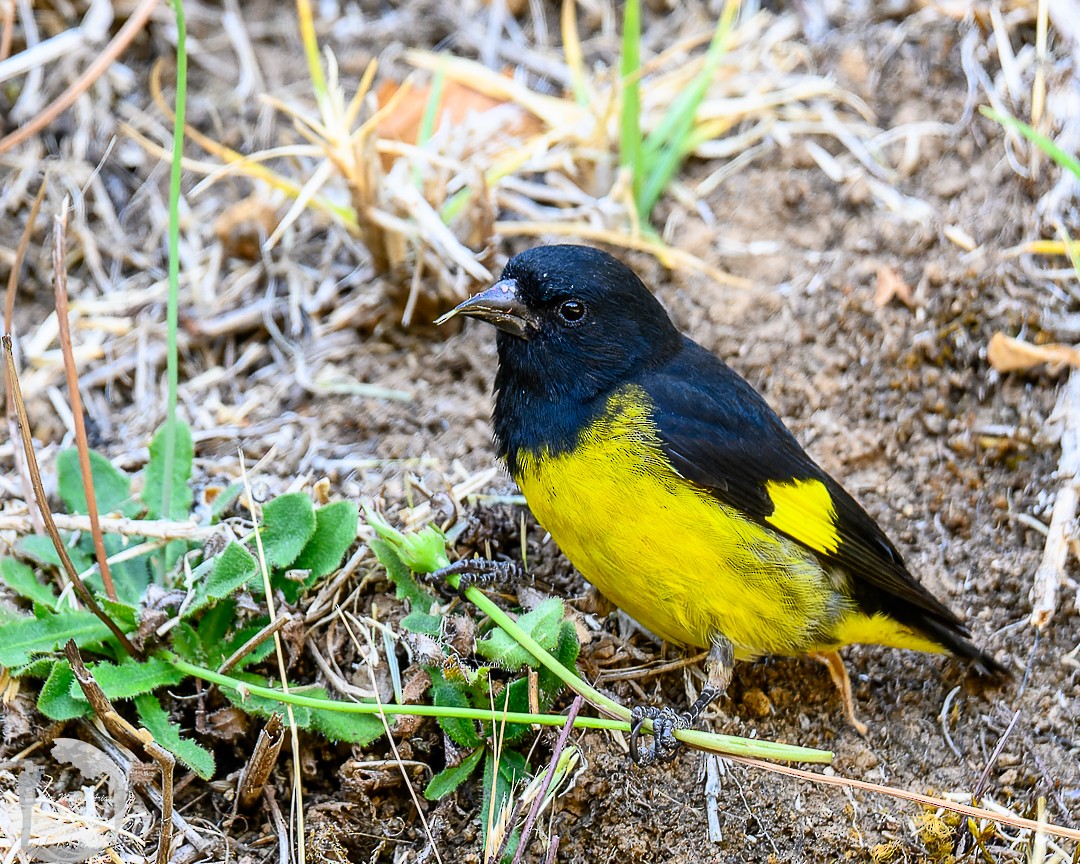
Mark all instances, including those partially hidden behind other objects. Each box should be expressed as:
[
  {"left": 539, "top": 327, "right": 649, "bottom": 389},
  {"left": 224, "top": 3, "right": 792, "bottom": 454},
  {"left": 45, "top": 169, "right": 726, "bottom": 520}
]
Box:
[{"left": 918, "top": 616, "right": 1010, "bottom": 680}]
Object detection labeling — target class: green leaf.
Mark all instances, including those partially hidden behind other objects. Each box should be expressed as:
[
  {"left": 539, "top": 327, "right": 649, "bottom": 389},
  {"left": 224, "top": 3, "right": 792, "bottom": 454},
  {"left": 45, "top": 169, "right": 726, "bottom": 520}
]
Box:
[
  {"left": 101, "top": 534, "right": 152, "bottom": 603},
  {"left": 306, "top": 687, "right": 386, "bottom": 745},
  {"left": 494, "top": 677, "right": 535, "bottom": 746},
  {"left": 142, "top": 418, "right": 194, "bottom": 519},
  {"left": 198, "top": 542, "right": 258, "bottom": 608},
  {"left": 429, "top": 667, "right": 483, "bottom": 748},
  {"left": 17, "top": 534, "right": 92, "bottom": 575},
  {"left": 476, "top": 598, "right": 565, "bottom": 671},
  {"left": 218, "top": 623, "right": 276, "bottom": 671},
  {"left": 370, "top": 538, "right": 435, "bottom": 615},
  {"left": 425, "top": 746, "right": 483, "bottom": 800},
  {"left": 365, "top": 508, "right": 451, "bottom": 574},
  {"left": 400, "top": 610, "right": 442, "bottom": 637},
  {"left": 171, "top": 621, "right": 202, "bottom": 662},
  {"left": 100, "top": 598, "right": 139, "bottom": 629},
  {"left": 293, "top": 501, "right": 357, "bottom": 580},
  {"left": 538, "top": 620, "right": 580, "bottom": 703},
  {"left": 1, "top": 559, "right": 58, "bottom": 610},
  {"left": 258, "top": 494, "right": 316, "bottom": 569},
  {"left": 73, "top": 656, "right": 185, "bottom": 701},
  {"left": 0, "top": 612, "right": 114, "bottom": 667},
  {"left": 134, "top": 693, "right": 215, "bottom": 779},
  {"left": 637, "top": 4, "right": 735, "bottom": 218},
  {"left": 56, "top": 449, "right": 132, "bottom": 516},
  {"left": 11, "top": 657, "right": 57, "bottom": 679},
  {"left": 38, "top": 661, "right": 90, "bottom": 720}
]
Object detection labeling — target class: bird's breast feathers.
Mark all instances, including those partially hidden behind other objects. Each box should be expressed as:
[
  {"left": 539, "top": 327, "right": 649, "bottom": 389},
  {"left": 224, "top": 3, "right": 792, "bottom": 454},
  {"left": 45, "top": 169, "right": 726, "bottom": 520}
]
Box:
[{"left": 512, "top": 385, "right": 858, "bottom": 656}]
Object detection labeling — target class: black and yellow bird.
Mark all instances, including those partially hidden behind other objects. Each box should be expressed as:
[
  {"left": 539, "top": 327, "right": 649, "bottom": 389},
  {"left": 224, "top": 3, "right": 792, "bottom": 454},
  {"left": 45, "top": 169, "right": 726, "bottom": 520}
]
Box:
[{"left": 439, "top": 245, "right": 1005, "bottom": 763}]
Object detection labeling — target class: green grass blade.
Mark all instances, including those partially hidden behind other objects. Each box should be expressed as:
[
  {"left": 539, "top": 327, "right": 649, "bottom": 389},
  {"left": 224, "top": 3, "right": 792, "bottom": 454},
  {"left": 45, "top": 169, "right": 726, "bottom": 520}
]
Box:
[
  {"left": 163, "top": 0, "right": 188, "bottom": 578},
  {"left": 619, "top": 0, "right": 643, "bottom": 202},
  {"left": 980, "top": 106, "right": 1080, "bottom": 180},
  {"left": 638, "top": 0, "right": 737, "bottom": 217}
]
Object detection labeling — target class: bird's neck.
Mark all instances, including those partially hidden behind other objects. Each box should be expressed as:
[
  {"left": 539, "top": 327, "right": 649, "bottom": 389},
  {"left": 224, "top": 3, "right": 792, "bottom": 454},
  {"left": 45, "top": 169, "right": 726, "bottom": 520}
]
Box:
[{"left": 492, "top": 372, "right": 607, "bottom": 478}]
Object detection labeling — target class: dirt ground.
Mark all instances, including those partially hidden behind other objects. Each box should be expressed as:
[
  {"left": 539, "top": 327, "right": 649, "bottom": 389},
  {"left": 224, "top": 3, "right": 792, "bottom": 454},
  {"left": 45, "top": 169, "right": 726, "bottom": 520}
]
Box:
[{"left": 1, "top": 0, "right": 1079, "bottom": 862}]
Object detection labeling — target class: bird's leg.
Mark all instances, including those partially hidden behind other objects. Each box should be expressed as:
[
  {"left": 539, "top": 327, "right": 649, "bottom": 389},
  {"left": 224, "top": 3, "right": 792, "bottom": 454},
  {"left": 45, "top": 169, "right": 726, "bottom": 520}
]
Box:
[
  {"left": 629, "top": 636, "right": 733, "bottom": 766},
  {"left": 427, "top": 557, "right": 525, "bottom": 601},
  {"left": 809, "top": 650, "right": 868, "bottom": 736}
]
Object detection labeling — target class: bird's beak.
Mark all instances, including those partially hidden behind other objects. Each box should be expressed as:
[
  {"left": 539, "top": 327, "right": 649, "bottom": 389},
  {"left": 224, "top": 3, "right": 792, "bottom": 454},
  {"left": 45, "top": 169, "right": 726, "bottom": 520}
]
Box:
[{"left": 435, "top": 278, "right": 538, "bottom": 339}]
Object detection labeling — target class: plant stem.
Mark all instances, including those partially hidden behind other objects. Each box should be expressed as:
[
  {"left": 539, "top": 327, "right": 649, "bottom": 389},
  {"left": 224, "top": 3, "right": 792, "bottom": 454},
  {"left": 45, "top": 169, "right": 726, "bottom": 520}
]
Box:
[{"left": 170, "top": 656, "right": 831, "bottom": 763}]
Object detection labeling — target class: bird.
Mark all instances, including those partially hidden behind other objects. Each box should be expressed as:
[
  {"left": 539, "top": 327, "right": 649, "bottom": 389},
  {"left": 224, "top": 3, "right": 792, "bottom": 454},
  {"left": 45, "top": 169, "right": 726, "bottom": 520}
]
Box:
[{"left": 437, "top": 244, "right": 1006, "bottom": 764}]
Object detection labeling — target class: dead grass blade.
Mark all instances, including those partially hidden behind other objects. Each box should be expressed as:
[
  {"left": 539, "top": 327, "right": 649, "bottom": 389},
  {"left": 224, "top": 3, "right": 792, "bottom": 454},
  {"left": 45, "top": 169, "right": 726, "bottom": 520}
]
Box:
[
  {"left": 52, "top": 205, "right": 117, "bottom": 600},
  {"left": 726, "top": 754, "right": 1080, "bottom": 845},
  {"left": 3, "top": 334, "right": 138, "bottom": 658},
  {"left": 0, "top": 0, "right": 159, "bottom": 154}
]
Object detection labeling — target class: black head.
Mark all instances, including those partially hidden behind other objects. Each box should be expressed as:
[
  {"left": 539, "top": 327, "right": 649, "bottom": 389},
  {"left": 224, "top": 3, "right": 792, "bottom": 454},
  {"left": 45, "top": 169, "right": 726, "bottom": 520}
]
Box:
[{"left": 439, "top": 245, "right": 683, "bottom": 406}]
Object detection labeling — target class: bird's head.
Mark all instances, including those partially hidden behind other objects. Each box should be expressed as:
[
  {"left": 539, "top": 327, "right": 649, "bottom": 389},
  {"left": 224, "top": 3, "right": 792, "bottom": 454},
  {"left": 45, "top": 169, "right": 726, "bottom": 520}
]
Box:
[{"left": 438, "top": 245, "right": 682, "bottom": 403}]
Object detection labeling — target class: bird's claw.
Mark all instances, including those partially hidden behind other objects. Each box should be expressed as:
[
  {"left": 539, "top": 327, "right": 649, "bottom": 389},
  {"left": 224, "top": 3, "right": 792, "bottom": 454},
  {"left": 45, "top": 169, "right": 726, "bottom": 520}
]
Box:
[
  {"left": 629, "top": 705, "right": 693, "bottom": 766},
  {"left": 428, "top": 558, "right": 524, "bottom": 602}
]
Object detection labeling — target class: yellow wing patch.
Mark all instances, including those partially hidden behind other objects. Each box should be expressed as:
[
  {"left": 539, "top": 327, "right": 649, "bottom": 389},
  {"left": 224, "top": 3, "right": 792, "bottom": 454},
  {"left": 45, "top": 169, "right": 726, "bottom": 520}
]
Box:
[{"left": 764, "top": 479, "right": 840, "bottom": 555}]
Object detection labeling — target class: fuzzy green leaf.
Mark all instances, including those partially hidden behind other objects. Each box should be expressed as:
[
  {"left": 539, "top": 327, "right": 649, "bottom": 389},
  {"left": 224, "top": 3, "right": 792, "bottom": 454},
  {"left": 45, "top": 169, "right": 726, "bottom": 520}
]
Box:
[
  {"left": 425, "top": 746, "right": 483, "bottom": 800},
  {"left": 293, "top": 501, "right": 357, "bottom": 580},
  {"left": 400, "top": 610, "right": 442, "bottom": 637},
  {"left": 476, "top": 598, "right": 565, "bottom": 671},
  {"left": 39, "top": 661, "right": 90, "bottom": 720},
  {"left": 100, "top": 598, "right": 139, "bottom": 629},
  {"left": 11, "top": 657, "right": 57, "bottom": 679},
  {"left": 208, "top": 616, "right": 276, "bottom": 671},
  {"left": 258, "top": 494, "right": 317, "bottom": 569},
  {"left": 306, "top": 688, "right": 385, "bottom": 745},
  {"left": 142, "top": 418, "right": 194, "bottom": 519},
  {"left": 57, "top": 449, "right": 133, "bottom": 516},
  {"left": 429, "top": 667, "right": 483, "bottom": 748},
  {"left": 17, "top": 534, "right": 92, "bottom": 575},
  {"left": 198, "top": 542, "right": 258, "bottom": 607},
  {"left": 0, "top": 612, "right": 113, "bottom": 667},
  {"left": 73, "top": 656, "right": 185, "bottom": 702},
  {"left": 134, "top": 693, "right": 215, "bottom": 779},
  {"left": 171, "top": 621, "right": 202, "bottom": 662},
  {"left": 1, "top": 559, "right": 58, "bottom": 610}
]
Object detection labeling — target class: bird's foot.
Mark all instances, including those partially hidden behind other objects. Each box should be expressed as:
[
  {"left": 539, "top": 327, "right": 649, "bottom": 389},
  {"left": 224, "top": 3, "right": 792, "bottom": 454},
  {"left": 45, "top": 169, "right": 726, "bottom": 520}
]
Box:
[
  {"left": 428, "top": 557, "right": 524, "bottom": 601},
  {"left": 629, "top": 684, "right": 721, "bottom": 766},
  {"left": 629, "top": 704, "right": 694, "bottom": 765},
  {"left": 810, "top": 650, "right": 868, "bottom": 736}
]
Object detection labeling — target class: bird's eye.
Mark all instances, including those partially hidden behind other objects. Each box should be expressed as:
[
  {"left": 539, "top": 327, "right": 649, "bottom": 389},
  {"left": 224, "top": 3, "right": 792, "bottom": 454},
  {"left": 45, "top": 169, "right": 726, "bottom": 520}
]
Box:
[{"left": 558, "top": 300, "right": 587, "bottom": 323}]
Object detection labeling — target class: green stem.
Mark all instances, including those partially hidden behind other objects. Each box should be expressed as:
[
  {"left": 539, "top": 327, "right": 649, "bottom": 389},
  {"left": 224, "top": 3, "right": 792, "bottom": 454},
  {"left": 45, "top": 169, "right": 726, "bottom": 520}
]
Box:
[
  {"left": 161, "top": 0, "right": 187, "bottom": 579},
  {"left": 441, "top": 573, "right": 831, "bottom": 764},
  {"left": 170, "top": 656, "right": 831, "bottom": 763}
]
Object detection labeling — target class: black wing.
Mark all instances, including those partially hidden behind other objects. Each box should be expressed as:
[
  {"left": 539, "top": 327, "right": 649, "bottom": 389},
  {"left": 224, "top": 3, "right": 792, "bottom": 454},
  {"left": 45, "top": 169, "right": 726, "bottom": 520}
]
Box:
[{"left": 640, "top": 338, "right": 979, "bottom": 647}]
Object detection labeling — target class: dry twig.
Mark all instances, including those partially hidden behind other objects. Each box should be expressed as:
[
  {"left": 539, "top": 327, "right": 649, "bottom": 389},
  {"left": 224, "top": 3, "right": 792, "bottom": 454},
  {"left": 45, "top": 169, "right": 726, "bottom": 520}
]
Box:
[{"left": 1030, "top": 370, "right": 1080, "bottom": 629}]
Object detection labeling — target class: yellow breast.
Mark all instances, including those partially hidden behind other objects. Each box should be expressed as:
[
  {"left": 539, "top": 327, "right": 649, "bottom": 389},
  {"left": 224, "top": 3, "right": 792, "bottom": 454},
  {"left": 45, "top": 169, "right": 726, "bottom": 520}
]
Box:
[{"left": 513, "top": 386, "right": 854, "bottom": 659}]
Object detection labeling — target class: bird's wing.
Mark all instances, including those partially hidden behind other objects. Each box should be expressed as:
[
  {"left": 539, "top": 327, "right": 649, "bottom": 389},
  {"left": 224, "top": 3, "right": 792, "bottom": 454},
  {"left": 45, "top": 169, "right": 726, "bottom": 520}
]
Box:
[{"left": 641, "top": 347, "right": 965, "bottom": 630}]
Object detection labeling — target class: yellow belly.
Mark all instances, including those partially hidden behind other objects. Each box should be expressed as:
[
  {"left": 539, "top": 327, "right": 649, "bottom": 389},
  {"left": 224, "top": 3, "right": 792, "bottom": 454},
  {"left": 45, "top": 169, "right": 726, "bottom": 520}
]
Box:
[{"left": 514, "top": 387, "right": 943, "bottom": 660}]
